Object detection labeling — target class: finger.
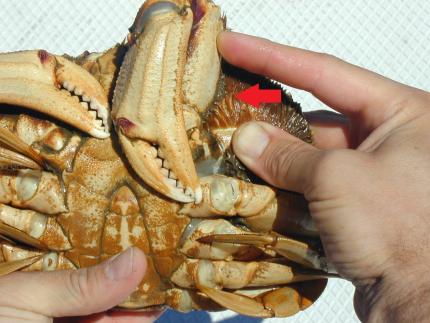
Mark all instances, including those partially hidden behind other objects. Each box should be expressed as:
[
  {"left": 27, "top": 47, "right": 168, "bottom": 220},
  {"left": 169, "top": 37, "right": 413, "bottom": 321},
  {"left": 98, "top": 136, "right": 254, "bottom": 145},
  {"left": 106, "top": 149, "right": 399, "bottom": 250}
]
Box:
[
  {"left": 0, "top": 247, "right": 147, "bottom": 318},
  {"left": 232, "top": 121, "right": 322, "bottom": 192},
  {"left": 218, "top": 31, "right": 419, "bottom": 130},
  {"left": 306, "top": 110, "right": 352, "bottom": 149}
]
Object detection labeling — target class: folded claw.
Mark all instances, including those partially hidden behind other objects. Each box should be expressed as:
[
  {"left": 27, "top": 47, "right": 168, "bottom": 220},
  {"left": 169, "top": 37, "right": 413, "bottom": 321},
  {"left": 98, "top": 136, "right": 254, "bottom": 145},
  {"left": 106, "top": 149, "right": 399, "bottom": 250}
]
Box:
[
  {"left": 113, "top": 0, "right": 222, "bottom": 203},
  {"left": 0, "top": 50, "right": 110, "bottom": 138}
]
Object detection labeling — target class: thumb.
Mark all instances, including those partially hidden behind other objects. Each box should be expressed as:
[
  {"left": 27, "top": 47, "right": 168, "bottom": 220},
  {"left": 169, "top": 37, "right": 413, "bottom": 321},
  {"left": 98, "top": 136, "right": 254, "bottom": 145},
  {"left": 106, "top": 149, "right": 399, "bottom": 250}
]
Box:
[
  {"left": 0, "top": 247, "right": 147, "bottom": 318},
  {"left": 232, "top": 122, "right": 321, "bottom": 193}
]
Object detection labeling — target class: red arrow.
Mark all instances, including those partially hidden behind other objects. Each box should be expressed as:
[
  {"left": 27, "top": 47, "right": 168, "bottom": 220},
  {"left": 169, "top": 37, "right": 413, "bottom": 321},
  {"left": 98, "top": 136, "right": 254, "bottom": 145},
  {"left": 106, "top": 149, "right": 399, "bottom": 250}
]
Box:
[{"left": 235, "top": 84, "right": 282, "bottom": 108}]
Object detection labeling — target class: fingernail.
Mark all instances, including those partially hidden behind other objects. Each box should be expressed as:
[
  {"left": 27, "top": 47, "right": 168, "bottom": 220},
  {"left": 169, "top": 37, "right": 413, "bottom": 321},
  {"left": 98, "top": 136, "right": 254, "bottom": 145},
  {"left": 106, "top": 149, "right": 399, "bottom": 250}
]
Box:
[
  {"left": 234, "top": 123, "right": 270, "bottom": 160},
  {"left": 105, "top": 247, "right": 134, "bottom": 281}
]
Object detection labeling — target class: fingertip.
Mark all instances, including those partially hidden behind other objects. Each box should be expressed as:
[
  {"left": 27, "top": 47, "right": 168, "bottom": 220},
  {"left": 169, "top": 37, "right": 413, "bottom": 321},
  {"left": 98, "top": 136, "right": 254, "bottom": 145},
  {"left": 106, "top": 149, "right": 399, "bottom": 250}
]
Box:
[
  {"left": 233, "top": 121, "right": 319, "bottom": 192},
  {"left": 232, "top": 122, "right": 271, "bottom": 163},
  {"left": 217, "top": 30, "right": 234, "bottom": 60},
  {"left": 217, "top": 31, "right": 252, "bottom": 65}
]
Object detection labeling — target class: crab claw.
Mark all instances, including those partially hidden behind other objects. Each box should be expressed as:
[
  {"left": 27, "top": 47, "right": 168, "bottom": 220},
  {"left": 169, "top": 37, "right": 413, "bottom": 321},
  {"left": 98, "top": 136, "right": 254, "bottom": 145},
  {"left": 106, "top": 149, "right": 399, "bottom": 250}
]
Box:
[
  {"left": 113, "top": 0, "right": 222, "bottom": 203},
  {"left": 0, "top": 50, "right": 110, "bottom": 138}
]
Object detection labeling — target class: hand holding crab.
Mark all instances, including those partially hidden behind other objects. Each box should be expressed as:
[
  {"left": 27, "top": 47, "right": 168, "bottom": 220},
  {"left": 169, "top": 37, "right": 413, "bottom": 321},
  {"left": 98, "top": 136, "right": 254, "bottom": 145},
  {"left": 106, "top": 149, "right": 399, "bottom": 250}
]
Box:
[
  {"left": 0, "top": 0, "right": 328, "bottom": 320},
  {"left": 220, "top": 31, "right": 430, "bottom": 322},
  {"left": 2, "top": 0, "right": 429, "bottom": 322}
]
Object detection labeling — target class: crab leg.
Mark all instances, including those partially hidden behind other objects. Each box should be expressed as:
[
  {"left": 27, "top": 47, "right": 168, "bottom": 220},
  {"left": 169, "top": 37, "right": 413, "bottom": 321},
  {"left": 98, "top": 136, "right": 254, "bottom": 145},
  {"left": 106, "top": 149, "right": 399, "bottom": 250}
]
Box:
[
  {"left": 198, "top": 286, "right": 314, "bottom": 318},
  {"left": 0, "top": 170, "right": 66, "bottom": 215},
  {"left": 180, "top": 219, "right": 330, "bottom": 271},
  {"left": 199, "top": 233, "right": 330, "bottom": 272},
  {"left": 172, "top": 259, "right": 328, "bottom": 289},
  {"left": 181, "top": 175, "right": 318, "bottom": 235},
  {"left": 0, "top": 127, "right": 44, "bottom": 168},
  {"left": 166, "top": 288, "right": 223, "bottom": 313},
  {"left": 0, "top": 50, "right": 110, "bottom": 138},
  {"left": 0, "top": 243, "right": 75, "bottom": 276},
  {"left": 0, "top": 255, "right": 42, "bottom": 277},
  {"left": 0, "top": 204, "right": 71, "bottom": 251},
  {"left": 170, "top": 259, "right": 327, "bottom": 317},
  {"left": 0, "top": 145, "right": 41, "bottom": 171},
  {"left": 180, "top": 219, "right": 264, "bottom": 260}
]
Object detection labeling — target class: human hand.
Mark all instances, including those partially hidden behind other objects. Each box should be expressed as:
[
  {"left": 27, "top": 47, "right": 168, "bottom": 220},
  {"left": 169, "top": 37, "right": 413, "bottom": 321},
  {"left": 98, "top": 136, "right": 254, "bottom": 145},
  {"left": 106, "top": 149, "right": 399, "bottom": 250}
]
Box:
[
  {"left": 218, "top": 31, "right": 430, "bottom": 322},
  {"left": 0, "top": 247, "right": 159, "bottom": 323}
]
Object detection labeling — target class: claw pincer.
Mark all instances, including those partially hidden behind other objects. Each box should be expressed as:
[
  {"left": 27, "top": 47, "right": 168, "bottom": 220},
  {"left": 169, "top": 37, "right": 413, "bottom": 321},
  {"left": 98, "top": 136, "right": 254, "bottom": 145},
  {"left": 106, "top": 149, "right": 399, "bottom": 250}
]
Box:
[
  {"left": 113, "top": 0, "right": 222, "bottom": 204},
  {"left": 0, "top": 50, "right": 110, "bottom": 138}
]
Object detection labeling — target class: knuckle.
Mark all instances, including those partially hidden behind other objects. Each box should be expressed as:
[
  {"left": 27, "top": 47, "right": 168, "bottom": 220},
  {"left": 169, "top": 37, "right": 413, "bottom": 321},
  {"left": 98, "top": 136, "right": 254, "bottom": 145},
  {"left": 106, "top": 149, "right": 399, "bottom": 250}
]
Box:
[
  {"left": 315, "top": 52, "right": 339, "bottom": 63},
  {"left": 308, "top": 52, "right": 341, "bottom": 93},
  {"left": 67, "top": 268, "right": 95, "bottom": 305}
]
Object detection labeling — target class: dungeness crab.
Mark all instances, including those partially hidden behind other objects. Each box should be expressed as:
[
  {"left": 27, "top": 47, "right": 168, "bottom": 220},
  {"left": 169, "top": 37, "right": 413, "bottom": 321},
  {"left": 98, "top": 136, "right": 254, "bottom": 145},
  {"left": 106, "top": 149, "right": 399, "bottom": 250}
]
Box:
[{"left": 0, "top": 0, "right": 334, "bottom": 318}]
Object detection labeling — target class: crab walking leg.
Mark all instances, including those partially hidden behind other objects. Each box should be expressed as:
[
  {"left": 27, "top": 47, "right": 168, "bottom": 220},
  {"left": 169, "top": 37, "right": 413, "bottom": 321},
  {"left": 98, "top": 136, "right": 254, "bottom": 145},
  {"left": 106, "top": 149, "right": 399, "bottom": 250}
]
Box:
[
  {"left": 170, "top": 259, "right": 327, "bottom": 317},
  {"left": 0, "top": 255, "right": 42, "bottom": 277},
  {"left": 0, "top": 50, "right": 110, "bottom": 138},
  {"left": 172, "top": 259, "right": 328, "bottom": 289},
  {"left": 180, "top": 219, "right": 329, "bottom": 271},
  {"left": 166, "top": 288, "right": 223, "bottom": 313},
  {"left": 0, "top": 243, "right": 75, "bottom": 276},
  {"left": 181, "top": 175, "right": 276, "bottom": 217},
  {"left": 0, "top": 204, "right": 70, "bottom": 251},
  {"left": 199, "top": 233, "right": 331, "bottom": 272},
  {"left": 0, "top": 126, "right": 44, "bottom": 168},
  {"left": 181, "top": 175, "right": 318, "bottom": 235},
  {"left": 200, "top": 285, "right": 317, "bottom": 318},
  {"left": 113, "top": 3, "right": 201, "bottom": 203},
  {"left": 0, "top": 145, "right": 41, "bottom": 170},
  {"left": 0, "top": 170, "right": 66, "bottom": 214},
  {"left": 180, "top": 219, "right": 264, "bottom": 260}
]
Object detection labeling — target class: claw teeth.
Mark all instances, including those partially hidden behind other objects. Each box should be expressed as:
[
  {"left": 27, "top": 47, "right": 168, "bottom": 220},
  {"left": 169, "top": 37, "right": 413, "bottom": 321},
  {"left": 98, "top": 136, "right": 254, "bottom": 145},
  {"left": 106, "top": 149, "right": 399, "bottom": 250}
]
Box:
[
  {"left": 149, "top": 146, "right": 158, "bottom": 158},
  {"left": 177, "top": 181, "right": 184, "bottom": 189},
  {"left": 169, "top": 170, "right": 177, "bottom": 180},
  {"left": 163, "top": 160, "right": 170, "bottom": 169},
  {"left": 74, "top": 87, "right": 83, "bottom": 96},
  {"left": 158, "top": 148, "right": 165, "bottom": 159},
  {"left": 63, "top": 81, "right": 75, "bottom": 92},
  {"left": 155, "top": 158, "right": 163, "bottom": 168},
  {"left": 89, "top": 111, "right": 97, "bottom": 120},
  {"left": 59, "top": 79, "right": 110, "bottom": 136},
  {"left": 161, "top": 168, "right": 169, "bottom": 177}
]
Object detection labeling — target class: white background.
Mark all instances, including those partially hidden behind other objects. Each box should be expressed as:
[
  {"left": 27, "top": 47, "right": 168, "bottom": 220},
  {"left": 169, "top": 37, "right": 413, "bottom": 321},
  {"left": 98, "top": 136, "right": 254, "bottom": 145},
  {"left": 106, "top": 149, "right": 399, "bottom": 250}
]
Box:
[{"left": 1, "top": 1, "right": 429, "bottom": 322}]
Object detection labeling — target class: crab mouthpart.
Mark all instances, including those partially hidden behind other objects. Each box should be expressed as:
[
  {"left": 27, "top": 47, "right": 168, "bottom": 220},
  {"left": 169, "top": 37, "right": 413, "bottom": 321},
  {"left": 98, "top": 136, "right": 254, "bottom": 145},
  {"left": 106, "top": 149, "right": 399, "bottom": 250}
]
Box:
[{"left": 0, "top": 50, "right": 110, "bottom": 138}]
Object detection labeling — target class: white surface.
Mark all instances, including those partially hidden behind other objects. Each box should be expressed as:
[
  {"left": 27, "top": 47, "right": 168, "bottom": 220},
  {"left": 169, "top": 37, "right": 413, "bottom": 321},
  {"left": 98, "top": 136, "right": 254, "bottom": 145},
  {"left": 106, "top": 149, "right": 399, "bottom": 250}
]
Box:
[{"left": 1, "top": 0, "right": 429, "bottom": 322}]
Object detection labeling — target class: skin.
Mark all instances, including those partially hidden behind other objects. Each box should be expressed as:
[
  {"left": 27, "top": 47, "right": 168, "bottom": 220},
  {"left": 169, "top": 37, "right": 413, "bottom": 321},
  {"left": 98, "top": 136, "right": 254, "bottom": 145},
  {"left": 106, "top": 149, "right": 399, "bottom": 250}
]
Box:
[
  {"left": 0, "top": 247, "right": 160, "bottom": 322},
  {"left": 218, "top": 31, "right": 430, "bottom": 322}
]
